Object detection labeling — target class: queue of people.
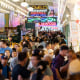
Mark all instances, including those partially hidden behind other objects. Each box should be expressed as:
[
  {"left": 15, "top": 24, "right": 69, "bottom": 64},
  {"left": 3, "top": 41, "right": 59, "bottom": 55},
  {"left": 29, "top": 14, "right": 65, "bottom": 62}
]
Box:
[{"left": 0, "top": 31, "right": 80, "bottom": 80}]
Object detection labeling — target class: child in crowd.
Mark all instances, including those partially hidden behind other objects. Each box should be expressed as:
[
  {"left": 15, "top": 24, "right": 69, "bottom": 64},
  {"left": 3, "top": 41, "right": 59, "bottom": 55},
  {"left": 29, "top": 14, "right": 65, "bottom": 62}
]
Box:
[
  {"left": 1, "top": 55, "right": 11, "bottom": 80},
  {"left": 9, "top": 48, "right": 17, "bottom": 71},
  {"left": 12, "top": 48, "right": 17, "bottom": 58}
]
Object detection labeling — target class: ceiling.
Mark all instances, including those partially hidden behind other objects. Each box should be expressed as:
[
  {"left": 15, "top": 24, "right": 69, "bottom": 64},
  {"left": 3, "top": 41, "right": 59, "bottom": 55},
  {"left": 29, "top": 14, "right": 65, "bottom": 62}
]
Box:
[
  {"left": 10, "top": 0, "right": 54, "bottom": 6},
  {"left": 8, "top": 0, "right": 58, "bottom": 16},
  {"left": 9, "top": 0, "right": 58, "bottom": 11}
]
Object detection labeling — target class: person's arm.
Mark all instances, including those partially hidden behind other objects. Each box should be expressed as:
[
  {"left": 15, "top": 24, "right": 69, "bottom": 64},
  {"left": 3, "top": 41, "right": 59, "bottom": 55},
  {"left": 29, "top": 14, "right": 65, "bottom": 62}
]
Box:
[
  {"left": 55, "top": 69, "right": 63, "bottom": 80},
  {"left": 18, "top": 75, "right": 23, "bottom": 80},
  {"left": 60, "top": 63, "right": 69, "bottom": 72},
  {"left": 50, "top": 75, "right": 54, "bottom": 80},
  {"left": 0, "top": 69, "right": 2, "bottom": 74},
  {"left": 9, "top": 72, "right": 11, "bottom": 80},
  {"left": 43, "top": 76, "right": 50, "bottom": 80}
]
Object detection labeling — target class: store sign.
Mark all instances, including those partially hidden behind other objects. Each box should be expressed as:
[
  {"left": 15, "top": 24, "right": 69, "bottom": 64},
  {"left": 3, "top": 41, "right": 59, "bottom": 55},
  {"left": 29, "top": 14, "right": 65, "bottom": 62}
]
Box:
[
  {"left": 39, "top": 26, "right": 58, "bottom": 31},
  {"left": 30, "top": 5, "right": 48, "bottom": 9},
  {"left": 29, "top": 12, "right": 47, "bottom": 17},
  {"left": 29, "top": 9, "right": 48, "bottom": 17},
  {"left": 38, "top": 22, "right": 57, "bottom": 26},
  {"left": 27, "top": 17, "right": 57, "bottom": 23}
]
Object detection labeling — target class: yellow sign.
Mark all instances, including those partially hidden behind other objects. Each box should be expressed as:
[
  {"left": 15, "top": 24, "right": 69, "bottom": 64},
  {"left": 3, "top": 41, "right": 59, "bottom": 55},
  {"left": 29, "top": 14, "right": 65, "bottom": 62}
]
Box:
[
  {"left": 5, "top": 14, "right": 9, "bottom": 27},
  {"left": 30, "top": 5, "right": 48, "bottom": 9}
]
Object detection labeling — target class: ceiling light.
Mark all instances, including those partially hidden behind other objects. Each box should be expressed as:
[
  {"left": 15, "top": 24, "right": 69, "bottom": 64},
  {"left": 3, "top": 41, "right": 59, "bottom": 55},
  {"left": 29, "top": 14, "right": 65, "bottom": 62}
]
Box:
[
  {"left": 21, "top": 0, "right": 28, "bottom": 7},
  {"left": 28, "top": 7, "right": 33, "bottom": 11},
  {"left": 12, "top": 0, "right": 19, "bottom": 2},
  {"left": 66, "top": 14, "right": 69, "bottom": 18}
]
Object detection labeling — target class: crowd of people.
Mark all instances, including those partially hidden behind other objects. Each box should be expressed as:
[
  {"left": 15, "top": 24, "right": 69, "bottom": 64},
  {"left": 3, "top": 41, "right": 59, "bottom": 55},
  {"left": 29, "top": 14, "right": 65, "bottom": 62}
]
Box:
[{"left": 0, "top": 31, "right": 80, "bottom": 80}]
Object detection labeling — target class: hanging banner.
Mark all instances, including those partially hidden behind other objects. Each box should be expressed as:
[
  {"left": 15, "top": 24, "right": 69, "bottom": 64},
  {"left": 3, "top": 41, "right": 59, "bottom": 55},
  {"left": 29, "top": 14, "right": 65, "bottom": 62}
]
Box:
[
  {"left": 0, "top": 13, "right": 5, "bottom": 32},
  {"left": 5, "top": 14, "right": 9, "bottom": 27}
]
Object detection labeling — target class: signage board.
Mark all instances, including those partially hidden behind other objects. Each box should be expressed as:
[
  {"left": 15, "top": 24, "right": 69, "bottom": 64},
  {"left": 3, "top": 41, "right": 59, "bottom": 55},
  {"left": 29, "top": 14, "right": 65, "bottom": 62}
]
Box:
[
  {"left": 38, "top": 22, "right": 57, "bottom": 26},
  {"left": 29, "top": 9, "right": 49, "bottom": 17},
  {"left": 27, "top": 17, "right": 57, "bottom": 23},
  {"left": 30, "top": 5, "right": 48, "bottom": 9}
]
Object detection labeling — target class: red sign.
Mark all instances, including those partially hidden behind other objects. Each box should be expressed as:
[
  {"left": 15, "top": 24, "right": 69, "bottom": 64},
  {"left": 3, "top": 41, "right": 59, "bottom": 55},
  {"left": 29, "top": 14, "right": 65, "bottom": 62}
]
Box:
[
  {"left": 31, "top": 12, "right": 46, "bottom": 14},
  {"left": 38, "top": 22, "right": 57, "bottom": 26}
]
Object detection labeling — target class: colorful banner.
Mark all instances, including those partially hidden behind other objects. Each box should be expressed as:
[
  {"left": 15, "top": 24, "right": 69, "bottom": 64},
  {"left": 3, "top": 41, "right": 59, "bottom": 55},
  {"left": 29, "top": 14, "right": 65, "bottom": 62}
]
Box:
[{"left": 27, "top": 17, "right": 57, "bottom": 23}]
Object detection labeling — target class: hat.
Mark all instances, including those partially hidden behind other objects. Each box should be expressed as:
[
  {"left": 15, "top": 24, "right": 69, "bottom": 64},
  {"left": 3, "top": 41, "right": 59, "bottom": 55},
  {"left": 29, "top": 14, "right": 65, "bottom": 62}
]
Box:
[
  {"left": 1, "top": 55, "right": 8, "bottom": 60},
  {"left": 48, "top": 49, "right": 53, "bottom": 54},
  {"left": 69, "top": 59, "right": 80, "bottom": 75}
]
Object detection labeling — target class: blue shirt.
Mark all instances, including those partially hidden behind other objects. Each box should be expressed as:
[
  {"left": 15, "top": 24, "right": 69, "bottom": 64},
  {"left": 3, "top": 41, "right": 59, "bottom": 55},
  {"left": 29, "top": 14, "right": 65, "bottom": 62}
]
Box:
[
  {"left": 0, "top": 48, "right": 5, "bottom": 54},
  {"left": 2, "top": 65, "right": 11, "bottom": 78},
  {"left": 4, "top": 47, "right": 12, "bottom": 54}
]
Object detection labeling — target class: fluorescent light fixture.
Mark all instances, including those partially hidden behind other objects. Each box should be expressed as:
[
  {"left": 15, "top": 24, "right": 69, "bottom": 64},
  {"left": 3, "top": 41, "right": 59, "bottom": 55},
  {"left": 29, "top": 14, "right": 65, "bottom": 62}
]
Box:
[
  {"left": 28, "top": 7, "right": 33, "bottom": 11},
  {"left": 21, "top": 2, "right": 28, "bottom": 7},
  {"left": 66, "top": 14, "right": 69, "bottom": 18},
  {"left": 12, "top": 0, "right": 19, "bottom": 2},
  {"left": 0, "top": 8, "right": 10, "bottom": 13}
]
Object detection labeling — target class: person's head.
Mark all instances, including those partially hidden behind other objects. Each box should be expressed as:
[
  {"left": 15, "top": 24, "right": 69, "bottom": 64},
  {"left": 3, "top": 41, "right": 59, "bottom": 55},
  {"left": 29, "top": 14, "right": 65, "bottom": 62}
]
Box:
[
  {"left": 59, "top": 39, "right": 66, "bottom": 45},
  {"left": 31, "top": 54, "right": 41, "bottom": 67},
  {"left": 1, "top": 56, "right": 8, "bottom": 66},
  {"left": 39, "top": 39, "right": 44, "bottom": 43},
  {"left": 14, "top": 44, "right": 22, "bottom": 53},
  {"left": 22, "top": 35, "right": 25, "bottom": 40},
  {"left": 35, "top": 37, "right": 39, "bottom": 42},
  {"left": 43, "top": 55, "right": 52, "bottom": 66},
  {"left": 67, "top": 50, "right": 77, "bottom": 61},
  {"left": 48, "top": 49, "right": 54, "bottom": 56},
  {"left": 33, "top": 49, "right": 40, "bottom": 55},
  {"left": 12, "top": 48, "right": 17, "bottom": 58},
  {"left": 38, "top": 45, "right": 43, "bottom": 51},
  {"left": 1, "top": 40, "right": 7, "bottom": 48},
  {"left": 59, "top": 45, "right": 69, "bottom": 57},
  {"left": 22, "top": 41, "right": 28, "bottom": 48},
  {"left": 18, "top": 52, "right": 28, "bottom": 66},
  {"left": 25, "top": 35, "right": 29, "bottom": 40},
  {"left": 54, "top": 49, "right": 59, "bottom": 57},
  {"left": 14, "top": 43, "right": 20, "bottom": 50},
  {"left": 36, "top": 61, "right": 48, "bottom": 80},
  {"left": 37, "top": 60, "right": 48, "bottom": 73},
  {"left": 5, "top": 50, "right": 10, "bottom": 59},
  {"left": 46, "top": 42, "right": 51, "bottom": 49},
  {"left": 53, "top": 38, "right": 59, "bottom": 45},
  {"left": 8, "top": 36, "right": 12, "bottom": 41},
  {"left": 43, "top": 48, "right": 48, "bottom": 55}
]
